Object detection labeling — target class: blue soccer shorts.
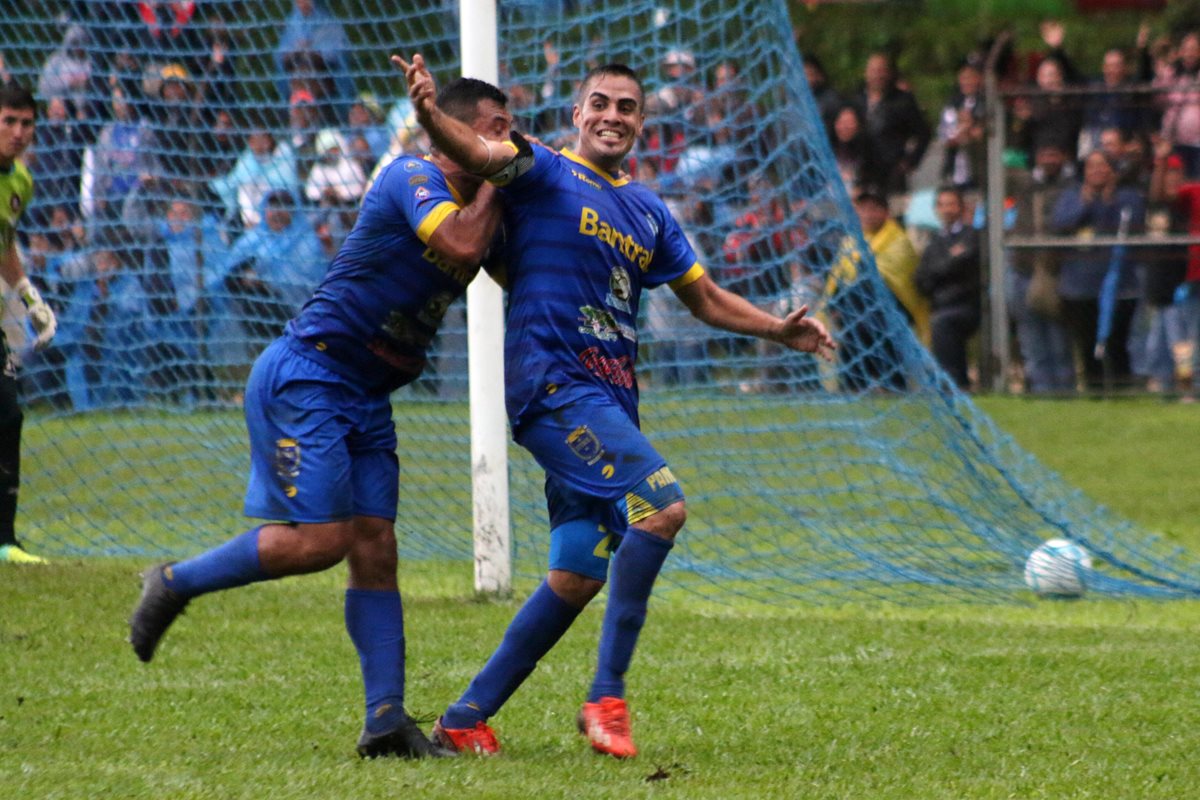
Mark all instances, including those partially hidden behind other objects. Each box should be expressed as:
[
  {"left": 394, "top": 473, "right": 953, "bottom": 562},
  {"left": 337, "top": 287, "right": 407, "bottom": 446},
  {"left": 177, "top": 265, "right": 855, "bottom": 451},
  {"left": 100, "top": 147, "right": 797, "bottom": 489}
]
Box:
[
  {"left": 516, "top": 397, "right": 685, "bottom": 580},
  {"left": 242, "top": 338, "right": 399, "bottom": 523}
]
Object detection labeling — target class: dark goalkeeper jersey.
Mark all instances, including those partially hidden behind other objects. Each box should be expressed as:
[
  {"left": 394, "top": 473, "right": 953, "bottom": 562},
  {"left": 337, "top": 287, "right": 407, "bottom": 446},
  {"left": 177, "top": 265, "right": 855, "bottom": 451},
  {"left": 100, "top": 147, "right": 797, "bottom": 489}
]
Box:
[
  {"left": 495, "top": 144, "right": 702, "bottom": 430},
  {"left": 285, "top": 155, "right": 477, "bottom": 394}
]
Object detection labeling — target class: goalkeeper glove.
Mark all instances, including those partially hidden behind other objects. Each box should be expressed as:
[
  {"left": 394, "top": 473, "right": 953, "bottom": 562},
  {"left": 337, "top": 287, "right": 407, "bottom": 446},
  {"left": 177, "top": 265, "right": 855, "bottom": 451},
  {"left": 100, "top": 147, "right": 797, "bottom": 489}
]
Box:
[
  {"left": 14, "top": 277, "right": 57, "bottom": 350},
  {"left": 487, "top": 130, "right": 535, "bottom": 187}
]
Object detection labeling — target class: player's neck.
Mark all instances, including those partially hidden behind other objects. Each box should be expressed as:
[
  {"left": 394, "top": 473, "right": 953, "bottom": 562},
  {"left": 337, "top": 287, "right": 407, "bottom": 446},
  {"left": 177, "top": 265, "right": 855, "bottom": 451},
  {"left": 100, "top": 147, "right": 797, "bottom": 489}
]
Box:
[
  {"left": 0, "top": 155, "right": 14, "bottom": 173},
  {"left": 432, "top": 152, "right": 483, "bottom": 199},
  {"left": 570, "top": 145, "right": 623, "bottom": 177}
]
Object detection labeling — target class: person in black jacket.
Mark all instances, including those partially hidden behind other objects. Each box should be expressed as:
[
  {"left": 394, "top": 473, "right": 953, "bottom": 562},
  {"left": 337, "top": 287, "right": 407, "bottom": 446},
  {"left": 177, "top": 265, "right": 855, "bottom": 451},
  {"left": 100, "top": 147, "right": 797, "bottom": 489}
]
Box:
[
  {"left": 916, "top": 186, "right": 981, "bottom": 389},
  {"left": 855, "top": 52, "right": 931, "bottom": 198}
]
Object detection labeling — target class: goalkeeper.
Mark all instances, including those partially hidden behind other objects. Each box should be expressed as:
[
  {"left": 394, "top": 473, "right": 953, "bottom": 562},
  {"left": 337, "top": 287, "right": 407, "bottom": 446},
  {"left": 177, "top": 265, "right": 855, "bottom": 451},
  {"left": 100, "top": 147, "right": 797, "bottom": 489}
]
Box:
[
  {"left": 397, "top": 54, "right": 835, "bottom": 759},
  {"left": 0, "top": 85, "right": 57, "bottom": 565},
  {"left": 128, "top": 77, "right": 513, "bottom": 759}
]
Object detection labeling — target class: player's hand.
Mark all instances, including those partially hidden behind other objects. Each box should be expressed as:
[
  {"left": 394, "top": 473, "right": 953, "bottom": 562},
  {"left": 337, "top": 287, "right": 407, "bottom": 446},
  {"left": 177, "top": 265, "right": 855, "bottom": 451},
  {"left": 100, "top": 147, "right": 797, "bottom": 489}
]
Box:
[
  {"left": 15, "top": 277, "right": 57, "bottom": 350},
  {"left": 391, "top": 53, "right": 437, "bottom": 120},
  {"left": 775, "top": 304, "right": 835, "bottom": 361}
]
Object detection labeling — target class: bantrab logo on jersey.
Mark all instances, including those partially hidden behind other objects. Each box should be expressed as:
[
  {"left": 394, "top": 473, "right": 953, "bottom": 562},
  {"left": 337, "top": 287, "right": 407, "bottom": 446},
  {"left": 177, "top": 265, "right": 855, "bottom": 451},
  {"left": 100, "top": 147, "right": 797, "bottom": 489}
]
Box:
[
  {"left": 8, "top": 192, "right": 20, "bottom": 215},
  {"left": 578, "top": 207, "right": 653, "bottom": 271}
]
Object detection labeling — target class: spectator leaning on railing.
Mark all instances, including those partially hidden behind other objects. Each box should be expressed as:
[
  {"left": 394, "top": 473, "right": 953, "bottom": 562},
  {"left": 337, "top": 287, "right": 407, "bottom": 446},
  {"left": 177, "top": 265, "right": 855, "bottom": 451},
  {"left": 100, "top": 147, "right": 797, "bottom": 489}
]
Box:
[{"left": 1051, "top": 150, "right": 1146, "bottom": 391}]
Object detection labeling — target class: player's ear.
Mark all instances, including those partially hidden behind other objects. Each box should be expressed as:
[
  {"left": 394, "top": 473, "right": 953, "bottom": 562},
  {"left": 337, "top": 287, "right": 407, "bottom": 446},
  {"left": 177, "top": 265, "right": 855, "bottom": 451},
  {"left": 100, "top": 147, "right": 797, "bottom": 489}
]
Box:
[{"left": 571, "top": 103, "right": 582, "bottom": 128}]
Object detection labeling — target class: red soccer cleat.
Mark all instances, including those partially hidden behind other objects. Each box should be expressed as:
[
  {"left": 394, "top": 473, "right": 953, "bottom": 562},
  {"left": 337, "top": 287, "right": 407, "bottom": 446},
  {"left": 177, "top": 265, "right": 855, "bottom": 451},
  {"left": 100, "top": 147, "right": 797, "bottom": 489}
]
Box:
[
  {"left": 432, "top": 717, "right": 501, "bottom": 755},
  {"left": 577, "top": 697, "right": 637, "bottom": 759}
]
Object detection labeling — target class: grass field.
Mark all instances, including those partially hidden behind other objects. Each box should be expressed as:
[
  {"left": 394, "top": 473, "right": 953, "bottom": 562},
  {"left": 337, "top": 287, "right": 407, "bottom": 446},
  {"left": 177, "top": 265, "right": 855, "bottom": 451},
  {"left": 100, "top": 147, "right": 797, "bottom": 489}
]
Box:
[{"left": 3, "top": 397, "right": 1199, "bottom": 799}]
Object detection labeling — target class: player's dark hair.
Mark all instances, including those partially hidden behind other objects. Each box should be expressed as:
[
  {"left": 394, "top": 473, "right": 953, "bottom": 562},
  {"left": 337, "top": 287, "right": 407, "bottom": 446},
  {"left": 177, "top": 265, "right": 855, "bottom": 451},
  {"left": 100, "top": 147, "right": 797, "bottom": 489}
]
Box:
[
  {"left": 436, "top": 78, "right": 507, "bottom": 125},
  {"left": 0, "top": 84, "right": 37, "bottom": 117},
  {"left": 577, "top": 63, "right": 645, "bottom": 108}
]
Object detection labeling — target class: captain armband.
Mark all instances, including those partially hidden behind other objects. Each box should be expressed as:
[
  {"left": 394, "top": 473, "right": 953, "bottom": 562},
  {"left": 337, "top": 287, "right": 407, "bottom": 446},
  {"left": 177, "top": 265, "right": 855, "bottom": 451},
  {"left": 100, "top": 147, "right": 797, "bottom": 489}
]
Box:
[{"left": 486, "top": 130, "right": 535, "bottom": 186}]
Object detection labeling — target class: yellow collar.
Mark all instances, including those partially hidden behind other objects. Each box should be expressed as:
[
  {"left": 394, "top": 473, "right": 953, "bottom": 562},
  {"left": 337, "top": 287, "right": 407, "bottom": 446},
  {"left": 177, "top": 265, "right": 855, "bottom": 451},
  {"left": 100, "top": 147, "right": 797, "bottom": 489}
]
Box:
[{"left": 562, "top": 148, "right": 631, "bottom": 187}]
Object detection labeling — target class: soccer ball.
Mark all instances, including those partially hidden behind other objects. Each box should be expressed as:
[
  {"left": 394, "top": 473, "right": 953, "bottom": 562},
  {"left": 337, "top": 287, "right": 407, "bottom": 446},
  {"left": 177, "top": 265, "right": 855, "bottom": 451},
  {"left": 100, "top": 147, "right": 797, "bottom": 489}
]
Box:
[{"left": 1024, "top": 538, "right": 1093, "bottom": 598}]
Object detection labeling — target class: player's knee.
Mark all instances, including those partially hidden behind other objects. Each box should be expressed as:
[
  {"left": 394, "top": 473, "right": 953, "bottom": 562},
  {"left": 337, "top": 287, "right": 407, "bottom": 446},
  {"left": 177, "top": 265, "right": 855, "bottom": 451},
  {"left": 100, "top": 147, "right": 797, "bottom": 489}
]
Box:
[
  {"left": 637, "top": 500, "right": 686, "bottom": 541},
  {"left": 293, "top": 521, "right": 357, "bottom": 567},
  {"left": 548, "top": 569, "right": 605, "bottom": 609},
  {"left": 347, "top": 518, "right": 398, "bottom": 584}
]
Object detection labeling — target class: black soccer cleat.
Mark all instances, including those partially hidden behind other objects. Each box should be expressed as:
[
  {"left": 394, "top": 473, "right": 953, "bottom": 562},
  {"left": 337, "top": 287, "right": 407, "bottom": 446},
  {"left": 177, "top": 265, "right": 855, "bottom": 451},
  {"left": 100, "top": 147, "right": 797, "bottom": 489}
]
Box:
[
  {"left": 128, "top": 563, "right": 189, "bottom": 663},
  {"left": 357, "top": 712, "right": 457, "bottom": 759}
]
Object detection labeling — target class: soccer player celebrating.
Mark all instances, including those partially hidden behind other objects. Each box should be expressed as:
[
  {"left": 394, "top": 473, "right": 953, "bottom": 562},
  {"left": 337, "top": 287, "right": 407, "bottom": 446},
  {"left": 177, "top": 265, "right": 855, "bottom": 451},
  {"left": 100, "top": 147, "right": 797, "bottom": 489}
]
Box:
[
  {"left": 0, "top": 85, "right": 58, "bottom": 565},
  {"left": 396, "top": 54, "right": 835, "bottom": 758},
  {"left": 129, "top": 78, "right": 513, "bottom": 759}
]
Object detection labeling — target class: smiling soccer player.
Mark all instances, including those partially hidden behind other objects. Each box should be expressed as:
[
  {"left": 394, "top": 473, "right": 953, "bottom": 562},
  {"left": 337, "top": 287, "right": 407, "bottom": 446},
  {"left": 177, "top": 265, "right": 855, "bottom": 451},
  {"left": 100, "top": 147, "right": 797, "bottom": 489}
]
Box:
[{"left": 398, "top": 53, "right": 834, "bottom": 758}]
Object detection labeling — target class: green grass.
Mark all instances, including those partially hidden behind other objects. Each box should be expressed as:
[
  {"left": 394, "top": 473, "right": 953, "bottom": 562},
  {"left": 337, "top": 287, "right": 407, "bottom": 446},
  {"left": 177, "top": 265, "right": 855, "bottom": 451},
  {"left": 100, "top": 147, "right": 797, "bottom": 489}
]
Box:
[{"left": 3, "top": 397, "right": 1199, "bottom": 799}]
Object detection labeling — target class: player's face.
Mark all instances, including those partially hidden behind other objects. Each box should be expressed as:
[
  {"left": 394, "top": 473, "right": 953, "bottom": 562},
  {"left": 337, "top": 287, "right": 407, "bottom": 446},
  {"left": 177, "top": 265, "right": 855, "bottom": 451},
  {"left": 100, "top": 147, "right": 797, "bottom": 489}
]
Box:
[
  {"left": 469, "top": 98, "right": 512, "bottom": 141},
  {"left": 0, "top": 105, "right": 36, "bottom": 166},
  {"left": 572, "top": 75, "right": 644, "bottom": 171}
]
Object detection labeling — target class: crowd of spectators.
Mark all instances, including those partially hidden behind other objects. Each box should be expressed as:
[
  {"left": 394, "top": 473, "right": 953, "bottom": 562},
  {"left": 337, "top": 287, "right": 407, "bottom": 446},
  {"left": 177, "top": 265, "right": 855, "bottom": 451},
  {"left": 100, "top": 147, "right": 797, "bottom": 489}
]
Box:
[
  {"left": 811, "top": 20, "right": 1200, "bottom": 398},
  {"left": 7, "top": 7, "right": 1200, "bottom": 406},
  {"left": 6, "top": 2, "right": 378, "bottom": 408}
]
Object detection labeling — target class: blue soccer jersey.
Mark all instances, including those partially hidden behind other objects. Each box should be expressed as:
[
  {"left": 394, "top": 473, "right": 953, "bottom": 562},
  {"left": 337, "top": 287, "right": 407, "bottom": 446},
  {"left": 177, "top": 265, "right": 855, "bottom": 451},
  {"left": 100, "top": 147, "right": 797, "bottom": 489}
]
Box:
[
  {"left": 496, "top": 144, "right": 703, "bottom": 429},
  {"left": 285, "top": 155, "right": 478, "bottom": 393}
]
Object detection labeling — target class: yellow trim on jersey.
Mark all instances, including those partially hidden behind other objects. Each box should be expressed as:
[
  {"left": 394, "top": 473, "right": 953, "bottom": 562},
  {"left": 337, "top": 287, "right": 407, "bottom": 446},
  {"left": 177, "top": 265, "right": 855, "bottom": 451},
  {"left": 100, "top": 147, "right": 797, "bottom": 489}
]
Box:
[
  {"left": 561, "top": 149, "right": 631, "bottom": 187},
  {"left": 422, "top": 156, "right": 466, "bottom": 206},
  {"left": 668, "top": 262, "right": 705, "bottom": 290},
  {"left": 415, "top": 201, "right": 460, "bottom": 244}
]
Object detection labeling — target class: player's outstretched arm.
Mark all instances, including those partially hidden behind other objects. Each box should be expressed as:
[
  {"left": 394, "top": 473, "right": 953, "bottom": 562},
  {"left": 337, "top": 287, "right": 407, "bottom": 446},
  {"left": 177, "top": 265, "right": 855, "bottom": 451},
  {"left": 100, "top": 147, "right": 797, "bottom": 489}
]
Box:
[
  {"left": 675, "top": 272, "right": 835, "bottom": 360},
  {"left": 391, "top": 53, "right": 516, "bottom": 176}
]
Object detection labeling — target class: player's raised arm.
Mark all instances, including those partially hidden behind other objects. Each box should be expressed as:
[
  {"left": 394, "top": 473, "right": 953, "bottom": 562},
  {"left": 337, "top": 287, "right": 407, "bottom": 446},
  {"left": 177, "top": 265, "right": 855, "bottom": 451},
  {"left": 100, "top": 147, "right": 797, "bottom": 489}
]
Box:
[
  {"left": 392, "top": 53, "right": 518, "bottom": 177},
  {"left": 674, "top": 271, "right": 835, "bottom": 361}
]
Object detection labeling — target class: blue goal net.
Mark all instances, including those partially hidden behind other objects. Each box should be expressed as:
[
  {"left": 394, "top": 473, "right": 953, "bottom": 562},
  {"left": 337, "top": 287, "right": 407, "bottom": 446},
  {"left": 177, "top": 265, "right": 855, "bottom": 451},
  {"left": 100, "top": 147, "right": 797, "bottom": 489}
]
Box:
[{"left": 4, "top": 0, "right": 1199, "bottom": 601}]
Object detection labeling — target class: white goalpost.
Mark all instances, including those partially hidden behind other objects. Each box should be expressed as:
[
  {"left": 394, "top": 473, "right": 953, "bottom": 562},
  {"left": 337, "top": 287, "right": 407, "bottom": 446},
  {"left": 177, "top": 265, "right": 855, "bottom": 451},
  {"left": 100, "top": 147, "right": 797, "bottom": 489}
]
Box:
[{"left": 461, "top": 0, "right": 512, "bottom": 595}]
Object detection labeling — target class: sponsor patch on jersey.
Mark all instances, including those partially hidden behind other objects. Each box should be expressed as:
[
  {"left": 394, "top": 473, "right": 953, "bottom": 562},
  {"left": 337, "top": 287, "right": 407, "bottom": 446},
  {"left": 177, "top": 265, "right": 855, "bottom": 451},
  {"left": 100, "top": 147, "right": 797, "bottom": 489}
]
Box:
[
  {"left": 566, "top": 425, "right": 605, "bottom": 466},
  {"left": 9, "top": 192, "right": 21, "bottom": 214},
  {"left": 408, "top": 174, "right": 428, "bottom": 186},
  {"left": 274, "top": 438, "right": 301, "bottom": 480},
  {"left": 570, "top": 167, "right": 603, "bottom": 191},
  {"left": 381, "top": 310, "right": 420, "bottom": 345},
  {"left": 578, "top": 346, "right": 634, "bottom": 388},
  {"left": 414, "top": 186, "right": 430, "bottom": 200},
  {"left": 578, "top": 305, "right": 620, "bottom": 341},
  {"left": 417, "top": 291, "right": 454, "bottom": 326},
  {"left": 605, "top": 266, "right": 632, "bottom": 313},
  {"left": 403, "top": 160, "right": 421, "bottom": 172}
]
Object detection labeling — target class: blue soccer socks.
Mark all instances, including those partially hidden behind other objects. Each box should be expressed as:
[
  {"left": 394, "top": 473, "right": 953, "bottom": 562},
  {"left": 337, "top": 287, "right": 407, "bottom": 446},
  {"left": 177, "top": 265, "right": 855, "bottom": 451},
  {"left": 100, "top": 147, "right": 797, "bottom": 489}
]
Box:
[
  {"left": 589, "top": 526, "right": 673, "bottom": 702},
  {"left": 163, "top": 526, "right": 267, "bottom": 597},
  {"left": 442, "top": 580, "right": 581, "bottom": 728},
  {"left": 345, "top": 589, "right": 407, "bottom": 735}
]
